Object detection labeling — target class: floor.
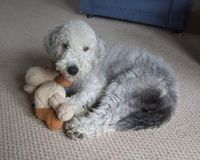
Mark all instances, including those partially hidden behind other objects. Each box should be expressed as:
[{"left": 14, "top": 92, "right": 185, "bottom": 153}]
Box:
[{"left": 0, "top": 0, "right": 200, "bottom": 159}]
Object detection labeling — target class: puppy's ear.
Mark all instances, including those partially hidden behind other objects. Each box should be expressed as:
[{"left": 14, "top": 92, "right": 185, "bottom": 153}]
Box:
[
  {"left": 96, "top": 36, "right": 106, "bottom": 60},
  {"left": 43, "top": 26, "right": 62, "bottom": 60}
]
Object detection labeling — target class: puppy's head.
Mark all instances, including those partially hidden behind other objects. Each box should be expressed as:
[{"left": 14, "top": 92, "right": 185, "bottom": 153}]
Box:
[{"left": 44, "top": 20, "right": 102, "bottom": 82}]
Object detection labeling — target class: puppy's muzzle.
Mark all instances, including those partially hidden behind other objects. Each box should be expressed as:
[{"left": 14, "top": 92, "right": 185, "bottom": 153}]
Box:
[{"left": 67, "top": 65, "right": 79, "bottom": 76}]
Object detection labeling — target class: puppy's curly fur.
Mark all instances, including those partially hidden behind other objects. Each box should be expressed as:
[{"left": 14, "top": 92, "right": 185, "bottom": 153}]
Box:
[{"left": 44, "top": 20, "right": 178, "bottom": 139}]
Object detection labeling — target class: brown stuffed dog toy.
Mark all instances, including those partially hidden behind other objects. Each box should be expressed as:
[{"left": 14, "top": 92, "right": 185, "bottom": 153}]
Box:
[{"left": 24, "top": 66, "right": 74, "bottom": 131}]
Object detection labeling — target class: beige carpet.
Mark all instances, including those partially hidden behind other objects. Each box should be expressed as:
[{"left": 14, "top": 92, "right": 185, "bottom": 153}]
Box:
[{"left": 0, "top": 0, "right": 200, "bottom": 159}]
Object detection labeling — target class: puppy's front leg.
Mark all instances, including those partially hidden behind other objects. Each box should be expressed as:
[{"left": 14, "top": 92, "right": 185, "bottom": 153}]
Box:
[{"left": 57, "top": 75, "right": 106, "bottom": 120}]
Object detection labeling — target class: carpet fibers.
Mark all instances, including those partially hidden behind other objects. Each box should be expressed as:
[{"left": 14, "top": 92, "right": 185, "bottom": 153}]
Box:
[{"left": 0, "top": 0, "right": 200, "bottom": 159}]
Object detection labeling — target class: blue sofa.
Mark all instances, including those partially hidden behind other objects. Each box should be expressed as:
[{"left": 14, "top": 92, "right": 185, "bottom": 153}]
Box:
[{"left": 80, "top": 0, "right": 194, "bottom": 31}]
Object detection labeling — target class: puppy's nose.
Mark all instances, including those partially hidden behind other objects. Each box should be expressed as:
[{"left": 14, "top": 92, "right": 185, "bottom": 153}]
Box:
[{"left": 67, "top": 65, "right": 79, "bottom": 76}]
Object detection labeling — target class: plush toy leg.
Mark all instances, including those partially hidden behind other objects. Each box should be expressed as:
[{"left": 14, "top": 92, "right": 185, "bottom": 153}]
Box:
[
  {"left": 48, "top": 93, "right": 75, "bottom": 121},
  {"left": 34, "top": 81, "right": 66, "bottom": 130},
  {"left": 35, "top": 108, "right": 63, "bottom": 131}
]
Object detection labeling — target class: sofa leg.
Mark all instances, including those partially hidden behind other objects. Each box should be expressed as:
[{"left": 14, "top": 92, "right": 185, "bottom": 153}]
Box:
[{"left": 86, "top": 14, "right": 94, "bottom": 18}]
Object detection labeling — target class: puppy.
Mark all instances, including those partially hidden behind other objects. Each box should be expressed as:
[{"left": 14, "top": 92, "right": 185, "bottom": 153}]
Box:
[{"left": 44, "top": 20, "right": 178, "bottom": 139}]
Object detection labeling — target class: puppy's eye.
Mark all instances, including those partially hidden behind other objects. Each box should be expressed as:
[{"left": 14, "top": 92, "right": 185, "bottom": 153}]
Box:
[
  {"left": 83, "top": 46, "right": 89, "bottom": 52},
  {"left": 62, "top": 43, "right": 68, "bottom": 50}
]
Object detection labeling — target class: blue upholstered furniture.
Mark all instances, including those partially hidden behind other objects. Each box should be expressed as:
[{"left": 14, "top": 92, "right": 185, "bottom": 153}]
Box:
[{"left": 80, "top": 0, "right": 194, "bottom": 31}]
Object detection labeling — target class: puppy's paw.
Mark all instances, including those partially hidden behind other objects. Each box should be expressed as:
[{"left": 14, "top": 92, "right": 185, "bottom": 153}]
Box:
[
  {"left": 65, "top": 127, "right": 84, "bottom": 140},
  {"left": 65, "top": 119, "right": 85, "bottom": 140},
  {"left": 57, "top": 103, "right": 75, "bottom": 121}
]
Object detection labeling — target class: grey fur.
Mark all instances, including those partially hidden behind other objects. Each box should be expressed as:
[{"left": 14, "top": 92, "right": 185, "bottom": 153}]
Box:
[{"left": 44, "top": 20, "right": 178, "bottom": 139}]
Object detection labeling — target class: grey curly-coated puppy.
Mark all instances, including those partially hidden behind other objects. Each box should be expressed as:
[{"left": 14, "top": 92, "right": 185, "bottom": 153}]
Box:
[{"left": 44, "top": 20, "right": 178, "bottom": 139}]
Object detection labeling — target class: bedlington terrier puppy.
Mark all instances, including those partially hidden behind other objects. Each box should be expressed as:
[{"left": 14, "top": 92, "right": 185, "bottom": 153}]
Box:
[{"left": 44, "top": 20, "right": 178, "bottom": 139}]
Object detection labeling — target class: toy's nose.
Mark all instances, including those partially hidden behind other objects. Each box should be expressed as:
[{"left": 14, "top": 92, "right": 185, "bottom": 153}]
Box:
[{"left": 67, "top": 65, "right": 79, "bottom": 76}]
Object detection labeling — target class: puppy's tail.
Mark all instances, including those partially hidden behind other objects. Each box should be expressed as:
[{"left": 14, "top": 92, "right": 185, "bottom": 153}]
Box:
[{"left": 116, "top": 87, "right": 177, "bottom": 130}]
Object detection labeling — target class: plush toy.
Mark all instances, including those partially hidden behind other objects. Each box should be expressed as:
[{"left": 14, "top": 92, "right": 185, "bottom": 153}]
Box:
[{"left": 24, "top": 66, "right": 74, "bottom": 131}]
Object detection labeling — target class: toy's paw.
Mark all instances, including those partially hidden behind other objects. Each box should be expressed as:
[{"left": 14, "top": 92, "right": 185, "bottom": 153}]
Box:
[
  {"left": 57, "top": 103, "right": 75, "bottom": 121},
  {"left": 24, "top": 84, "right": 36, "bottom": 94},
  {"left": 48, "top": 93, "right": 66, "bottom": 109}
]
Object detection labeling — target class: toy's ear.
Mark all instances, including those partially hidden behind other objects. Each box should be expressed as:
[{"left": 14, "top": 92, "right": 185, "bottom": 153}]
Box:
[{"left": 43, "top": 26, "right": 62, "bottom": 60}]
